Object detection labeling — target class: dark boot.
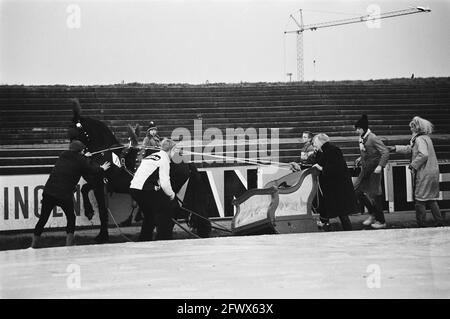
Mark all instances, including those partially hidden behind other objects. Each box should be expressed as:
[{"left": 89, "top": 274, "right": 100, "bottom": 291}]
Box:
[
  {"left": 95, "top": 229, "right": 109, "bottom": 244},
  {"left": 31, "top": 235, "right": 41, "bottom": 249},
  {"left": 322, "top": 223, "right": 332, "bottom": 232},
  {"left": 339, "top": 215, "right": 353, "bottom": 231},
  {"left": 318, "top": 218, "right": 331, "bottom": 231},
  {"left": 96, "top": 210, "right": 109, "bottom": 243},
  {"left": 415, "top": 202, "right": 427, "bottom": 228},
  {"left": 429, "top": 201, "right": 444, "bottom": 225},
  {"left": 66, "top": 233, "right": 75, "bottom": 246}
]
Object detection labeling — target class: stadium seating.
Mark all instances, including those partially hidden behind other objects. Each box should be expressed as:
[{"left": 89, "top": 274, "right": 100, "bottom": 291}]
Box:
[{"left": 1, "top": 77, "right": 449, "bottom": 174}]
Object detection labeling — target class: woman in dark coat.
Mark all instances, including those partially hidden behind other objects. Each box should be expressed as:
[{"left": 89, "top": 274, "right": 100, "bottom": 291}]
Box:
[{"left": 312, "top": 133, "right": 357, "bottom": 231}]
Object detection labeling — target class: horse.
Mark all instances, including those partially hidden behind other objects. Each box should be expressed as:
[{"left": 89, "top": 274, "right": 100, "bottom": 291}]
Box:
[{"left": 69, "top": 99, "right": 212, "bottom": 241}]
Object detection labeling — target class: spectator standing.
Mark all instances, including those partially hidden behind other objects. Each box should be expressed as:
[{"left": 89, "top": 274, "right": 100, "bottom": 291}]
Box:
[
  {"left": 390, "top": 116, "right": 444, "bottom": 227},
  {"left": 312, "top": 133, "right": 357, "bottom": 231},
  {"left": 353, "top": 114, "right": 389, "bottom": 229}
]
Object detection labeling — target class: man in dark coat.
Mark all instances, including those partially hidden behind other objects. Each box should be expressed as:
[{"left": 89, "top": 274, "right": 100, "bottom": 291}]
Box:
[
  {"left": 31, "top": 140, "right": 111, "bottom": 248},
  {"left": 312, "top": 133, "right": 357, "bottom": 231}
]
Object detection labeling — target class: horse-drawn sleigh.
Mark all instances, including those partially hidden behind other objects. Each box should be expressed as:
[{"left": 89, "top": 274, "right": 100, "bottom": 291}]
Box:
[{"left": 69, "top": 99, "right": 319, "bottom": 242}]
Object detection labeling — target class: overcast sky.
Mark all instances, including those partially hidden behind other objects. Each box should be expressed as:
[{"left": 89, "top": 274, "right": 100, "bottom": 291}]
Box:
[{"left": 0, "top": 0, "right": 449, "bottom": 85}]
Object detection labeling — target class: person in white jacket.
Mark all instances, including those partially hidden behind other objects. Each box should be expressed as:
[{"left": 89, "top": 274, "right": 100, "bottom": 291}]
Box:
[{"left": 130, "top": 138, "right": 177, "bottom": 241}]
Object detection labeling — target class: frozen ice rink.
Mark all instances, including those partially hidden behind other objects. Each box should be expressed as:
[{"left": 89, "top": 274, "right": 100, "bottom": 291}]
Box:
[{"left": 0, "top": 227, "right": 449, "bottom": 299}]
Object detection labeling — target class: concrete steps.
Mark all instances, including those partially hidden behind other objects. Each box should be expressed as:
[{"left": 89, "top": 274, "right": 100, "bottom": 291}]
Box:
[
  {"left": 1, "top": 78, "right": 450, "bottom": 170},
  {"left": 2, "top": 135, "right": 450, "bottom": 175},
  {"left": 2, "top": 96, "right": 449, "bottom": 109}
]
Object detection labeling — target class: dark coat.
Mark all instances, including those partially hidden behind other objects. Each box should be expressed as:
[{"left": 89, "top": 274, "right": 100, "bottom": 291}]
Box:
[
  {"left": 44, "top": 150, "right": 102, "bottom": 200},
  {"left": 316, "top": 142, "right": 358, "bottom": 218},
  {"left": 353, "top": 131, "right": 389, "bottom": 196}
]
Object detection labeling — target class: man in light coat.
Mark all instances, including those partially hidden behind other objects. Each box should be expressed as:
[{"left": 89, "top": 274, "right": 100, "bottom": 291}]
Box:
[{"left": 353, "top": 114, "right": 389, "bottom": 229}]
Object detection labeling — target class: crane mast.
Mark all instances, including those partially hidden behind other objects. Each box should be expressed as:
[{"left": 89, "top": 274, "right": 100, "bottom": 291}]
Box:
[{"left": 284, "top": 6, "right": 431, "bottom": 81}]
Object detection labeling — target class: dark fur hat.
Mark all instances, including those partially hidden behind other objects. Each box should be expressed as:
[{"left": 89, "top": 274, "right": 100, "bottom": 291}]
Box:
[
  {"left": 69, "top": 140, "right": 86, "bottom": 152},
  {"left": 355, "top": 114, "right": 369, "bottom": 131}
]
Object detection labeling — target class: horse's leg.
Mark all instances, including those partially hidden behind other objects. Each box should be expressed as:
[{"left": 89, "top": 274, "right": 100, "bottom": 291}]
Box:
[
  {"left": 93, "top": 181, "right": 109, "bottom": 243},
  {"left": 81, "top": 183, "right": 94, "bottom": 220}
]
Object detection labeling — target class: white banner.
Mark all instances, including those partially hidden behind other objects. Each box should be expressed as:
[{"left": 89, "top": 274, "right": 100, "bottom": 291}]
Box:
[{"left": 0, "top": 175, "right": 102, "bottom": 231}]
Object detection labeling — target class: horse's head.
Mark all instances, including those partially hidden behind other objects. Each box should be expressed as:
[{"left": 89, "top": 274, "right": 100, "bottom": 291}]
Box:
[
  {"left": 119, "top": 124, "right": 142, "bottom": 174},
  {"left": 126, "top": 124, "right": 141, "bottom": 148},
  {"left": 70, "top": 98, "right": 120, "bottom": 152},
  {"left": 69, "top": 98, "right": 137, "bottom": 193}
]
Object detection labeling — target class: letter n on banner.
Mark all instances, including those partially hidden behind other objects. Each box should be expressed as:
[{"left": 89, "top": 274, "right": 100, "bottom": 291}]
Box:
[{"left": 224, "top": 168, "right": 257, "bottom": 217}]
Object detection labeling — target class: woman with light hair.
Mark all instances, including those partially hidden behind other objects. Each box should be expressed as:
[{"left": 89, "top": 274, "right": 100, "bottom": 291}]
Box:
[
  {"left": 391, "top": 116, "right": 444, "bottom": 227},
  {"left": 312, "top": 133, "right": 357, "bottom": 231}
]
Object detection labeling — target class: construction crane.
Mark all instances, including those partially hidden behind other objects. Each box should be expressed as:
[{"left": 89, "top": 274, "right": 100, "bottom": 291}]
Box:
[{"left": 284, "top": 6, "right": 431, "bottom": 81}]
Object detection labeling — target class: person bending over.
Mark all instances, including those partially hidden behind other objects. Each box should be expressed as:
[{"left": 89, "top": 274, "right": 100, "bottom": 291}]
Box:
[
  {"left": 32, "top": 140, "right": 110, "bottom": 248},
  {"left": 130, "top": 138, "right": 177, "bottom": 241},
  {"left": 312, "top": 133, "right": 357, "bottom": 231}
]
